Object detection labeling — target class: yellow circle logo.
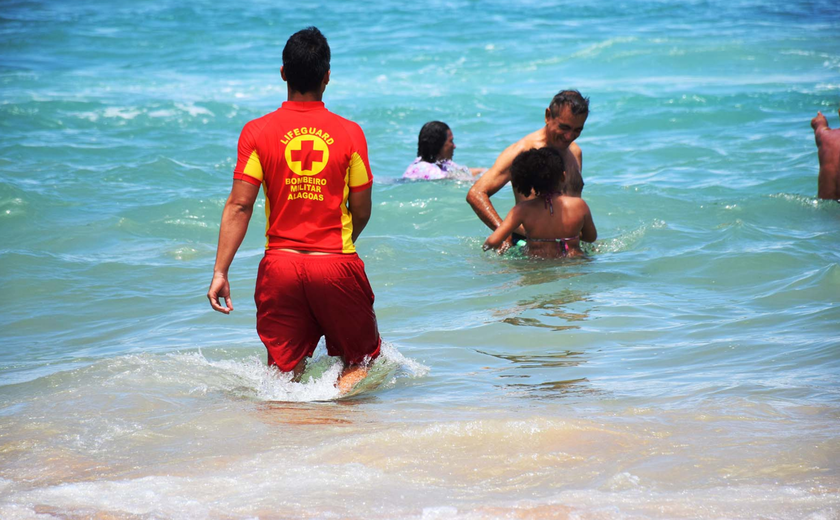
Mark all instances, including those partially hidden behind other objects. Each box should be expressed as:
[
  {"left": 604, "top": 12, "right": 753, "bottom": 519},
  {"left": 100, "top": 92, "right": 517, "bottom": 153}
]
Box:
[{"left": 285, "top": 135, "right": 330, "bottom": 176}]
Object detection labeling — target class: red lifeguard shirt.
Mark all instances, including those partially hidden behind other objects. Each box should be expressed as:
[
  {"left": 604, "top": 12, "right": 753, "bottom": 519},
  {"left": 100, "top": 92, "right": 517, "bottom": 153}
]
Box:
[{"left": 233, "top": 101, "right": 373, "bottom": 254}]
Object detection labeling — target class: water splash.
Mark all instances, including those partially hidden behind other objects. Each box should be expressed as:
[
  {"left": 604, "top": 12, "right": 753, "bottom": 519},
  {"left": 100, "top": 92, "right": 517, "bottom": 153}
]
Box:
[
  {"left": 175, "top": 340, "right": 428, "bottom": 403},
  {"left": 588, "top": 219, "right": 667, "bottom": 254}
]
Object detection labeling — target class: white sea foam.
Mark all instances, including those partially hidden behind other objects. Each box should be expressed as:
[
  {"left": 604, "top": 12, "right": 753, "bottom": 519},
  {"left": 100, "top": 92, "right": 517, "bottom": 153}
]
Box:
[
  {"left": 174, "top": 102, "right": 214, "bottom": 117},
  {"left": 170, "top": 340, "right": 428, "bottom": 403},
  {"left": 588, "top": 219, "right": 667, "bottom": 254},
  {"left": 103, "top": 107, "right": 141, "bottom": 119},
  {"left": 147, "top": 109, "right": 176, "bottom": 118}
]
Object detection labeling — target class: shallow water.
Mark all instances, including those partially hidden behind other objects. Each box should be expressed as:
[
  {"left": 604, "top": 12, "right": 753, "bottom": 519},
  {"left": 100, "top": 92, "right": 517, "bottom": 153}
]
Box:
[{"left": 2, "top": 0, "right": 840, "bottom": 518}]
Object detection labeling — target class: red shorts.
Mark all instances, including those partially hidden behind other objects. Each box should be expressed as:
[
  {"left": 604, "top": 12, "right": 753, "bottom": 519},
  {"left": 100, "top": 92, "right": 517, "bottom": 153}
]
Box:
[{"left": 254, "top": 250, "right": 381, "bottom": 372}]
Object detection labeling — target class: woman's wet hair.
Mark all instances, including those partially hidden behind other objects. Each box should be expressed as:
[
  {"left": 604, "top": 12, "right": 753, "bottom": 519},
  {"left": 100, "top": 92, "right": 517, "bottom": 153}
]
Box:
[
  {"left": 510, "top": 147, "right": 566, "bottom": 197},
  {"left": 417, "top": 121, "right": 450, "bottom": 163},
  {"left": 282, "top": 27, "right": 331, "bottom": 94}
]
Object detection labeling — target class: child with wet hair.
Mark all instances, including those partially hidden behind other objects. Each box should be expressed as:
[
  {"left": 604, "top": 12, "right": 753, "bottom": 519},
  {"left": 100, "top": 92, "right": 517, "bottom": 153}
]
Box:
[{"left": 483, "top": 147, "right": 596, "bottom": 258}]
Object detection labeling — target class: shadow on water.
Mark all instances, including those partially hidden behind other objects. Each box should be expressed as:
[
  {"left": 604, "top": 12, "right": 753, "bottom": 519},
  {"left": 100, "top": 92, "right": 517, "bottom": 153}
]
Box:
[
  {"left": 255, "top": 398, "right": 376, "bottom": 427},
  {"left": 478, "top": 257, "right": 603, "bottom": 399},
  {"left": 505, "top": 378, "right": 594, "bottom": 399},
  {"left": 495, "top": 288, "right": 591, "bottom": 331},
  {"left": 476, "top": 349, "right": 603, "bottom": 400},
  {"left": 512, "top": 267, "right": 588, "bottom": 287},
  {"left": 476, "top": 349, "right": 587, "bottom": 369}
]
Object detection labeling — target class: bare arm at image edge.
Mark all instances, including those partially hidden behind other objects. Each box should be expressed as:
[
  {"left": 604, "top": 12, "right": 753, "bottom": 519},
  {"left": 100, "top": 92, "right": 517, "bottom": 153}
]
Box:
[{"left": 812, "top": 110, "right": 840, "bottom": 200}]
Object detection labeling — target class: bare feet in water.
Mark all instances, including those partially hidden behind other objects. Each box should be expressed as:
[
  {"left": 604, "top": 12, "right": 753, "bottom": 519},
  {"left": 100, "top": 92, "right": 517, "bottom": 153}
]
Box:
[{"left": 337, "top": 365, "right": 368, "bottom": 395}]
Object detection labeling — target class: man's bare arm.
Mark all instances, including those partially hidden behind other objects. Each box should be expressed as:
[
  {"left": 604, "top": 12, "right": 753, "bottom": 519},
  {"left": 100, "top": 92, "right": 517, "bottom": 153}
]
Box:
[
  {"left": 466, "top": 142, "right": 523, "bottom": 231},
  {"left": 348, "top": 187, "right": 372, "bottom": 243},
  {"left": 207, "top": 180, "right": 260, "bottom": 314}
]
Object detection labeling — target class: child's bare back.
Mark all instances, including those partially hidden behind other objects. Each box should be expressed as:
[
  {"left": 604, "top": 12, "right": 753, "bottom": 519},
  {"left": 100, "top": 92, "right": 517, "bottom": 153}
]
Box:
[
  {"left": 484, "top": 147, "right": 596, "bottom": 258},
  {"left": 519, "top": 194, "right": 594, "bottom": 258}
]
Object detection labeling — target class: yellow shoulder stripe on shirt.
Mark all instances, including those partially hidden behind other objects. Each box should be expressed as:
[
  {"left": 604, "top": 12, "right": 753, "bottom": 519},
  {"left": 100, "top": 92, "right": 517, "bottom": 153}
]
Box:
[
  {"left": 243, "top": 150, "right": 264, "bottom": 182},
  {"left": 340, "top": 170, "right": 355, "bottom": 253},
  {"left": 347, "top": 152, "right": 369, "bottom": 188}
]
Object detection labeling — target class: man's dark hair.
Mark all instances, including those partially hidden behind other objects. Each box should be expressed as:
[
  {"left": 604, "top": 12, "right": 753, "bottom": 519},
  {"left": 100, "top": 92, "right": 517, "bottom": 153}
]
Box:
[
  {"left": 510, "top": 147, "right": 566, "bottom": 197},
  {"left": 417, "top": 121, "right": 451, "bottom": 163},
  {"left": 282, "top": 27, "right": 331, "bottom": 94},
  {"left": 548, "top": 89, "right": 590, "bottom": 117}
]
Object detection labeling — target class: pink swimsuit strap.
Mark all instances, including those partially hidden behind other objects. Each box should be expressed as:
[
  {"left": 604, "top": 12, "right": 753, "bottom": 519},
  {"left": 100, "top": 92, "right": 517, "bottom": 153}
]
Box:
[
  {"left": 527, "top": 235, "right": 580, "bottom": 257},
  {"left": 543, "top": 191, "right": 561, "bottom": 215}
]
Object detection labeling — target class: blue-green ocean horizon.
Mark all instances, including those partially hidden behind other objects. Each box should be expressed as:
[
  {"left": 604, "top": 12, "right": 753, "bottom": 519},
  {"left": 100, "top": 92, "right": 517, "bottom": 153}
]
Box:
[{"left": 1, "top": 1, "right": 839, "bottom": 518}]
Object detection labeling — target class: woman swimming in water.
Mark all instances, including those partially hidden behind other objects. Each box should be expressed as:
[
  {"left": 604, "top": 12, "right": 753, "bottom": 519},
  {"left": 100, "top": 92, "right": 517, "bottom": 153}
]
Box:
[
  {"left": 483, "top": 147, "right": 597, "bottom": 259},
  {"left": 402, "top": 121, "right": 485, "bottom": 180}
]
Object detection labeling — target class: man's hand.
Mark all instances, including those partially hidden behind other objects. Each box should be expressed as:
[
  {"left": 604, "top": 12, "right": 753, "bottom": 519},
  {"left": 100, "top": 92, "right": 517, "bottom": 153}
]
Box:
[
  {"left": 207, "top": 179, "right": 258, "bottom": 315},
  {"left": 208, "top": 272, "right": 233, "bottom": 314}
]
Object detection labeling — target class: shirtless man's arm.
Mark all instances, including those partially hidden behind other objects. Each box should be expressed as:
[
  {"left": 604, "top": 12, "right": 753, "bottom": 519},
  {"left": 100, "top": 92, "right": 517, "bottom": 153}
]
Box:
[{"left": 466, "top": 141, "right": 526, "bottom": 231}]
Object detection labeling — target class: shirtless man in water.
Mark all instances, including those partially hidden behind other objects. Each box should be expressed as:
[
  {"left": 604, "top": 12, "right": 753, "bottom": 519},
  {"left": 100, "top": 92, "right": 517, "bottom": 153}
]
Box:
[
  {"left": 467, "top": 90, "right": 589, "bottom": 250},
  {"left": 811, "top": 109, "right": 840, "bottom": 200}
]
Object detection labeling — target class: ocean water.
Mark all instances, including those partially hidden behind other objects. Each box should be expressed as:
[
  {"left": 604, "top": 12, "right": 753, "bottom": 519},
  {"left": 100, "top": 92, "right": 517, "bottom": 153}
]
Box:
[{"left": 2, "top": 0, "right": 839, "bottom": 518}]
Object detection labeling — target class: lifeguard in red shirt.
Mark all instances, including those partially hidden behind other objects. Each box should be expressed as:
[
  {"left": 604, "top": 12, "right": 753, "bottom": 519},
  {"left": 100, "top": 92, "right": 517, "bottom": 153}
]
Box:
[{"left": 207, "top": 27, "right": 380, "bottom": 394}]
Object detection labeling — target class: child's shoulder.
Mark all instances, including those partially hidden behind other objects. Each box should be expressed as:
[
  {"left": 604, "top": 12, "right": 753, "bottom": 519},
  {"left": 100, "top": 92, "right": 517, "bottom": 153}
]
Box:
[
  {"left": 560, "top": 193, "right": 588, "bottom": 204},
  {"left": 559, "top": 194, "right": 591, "bottom": 211}
]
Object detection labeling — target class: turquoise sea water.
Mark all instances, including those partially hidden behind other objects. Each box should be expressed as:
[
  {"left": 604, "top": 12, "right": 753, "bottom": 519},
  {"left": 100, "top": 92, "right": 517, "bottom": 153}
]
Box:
[{"left": 2, "top": 1, "right": 839, "bottom": 518}]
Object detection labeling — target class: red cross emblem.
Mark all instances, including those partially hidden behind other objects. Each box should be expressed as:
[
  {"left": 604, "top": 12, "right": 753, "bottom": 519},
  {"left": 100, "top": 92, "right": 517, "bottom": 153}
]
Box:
[{"left": 290, "top": 139, "right": 324, "bottom": 171}]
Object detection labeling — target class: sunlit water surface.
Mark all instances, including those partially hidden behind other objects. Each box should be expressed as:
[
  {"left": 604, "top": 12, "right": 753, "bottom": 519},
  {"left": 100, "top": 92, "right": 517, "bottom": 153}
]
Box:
[{"left": 1, "top": 1, "right": 839, "bottom": 518}]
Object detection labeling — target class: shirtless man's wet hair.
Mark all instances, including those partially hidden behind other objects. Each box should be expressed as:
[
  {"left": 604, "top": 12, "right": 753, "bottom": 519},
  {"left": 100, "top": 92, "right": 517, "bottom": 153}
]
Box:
[{"left": 549, "top": 90, "right": 590, "bottom": 118}]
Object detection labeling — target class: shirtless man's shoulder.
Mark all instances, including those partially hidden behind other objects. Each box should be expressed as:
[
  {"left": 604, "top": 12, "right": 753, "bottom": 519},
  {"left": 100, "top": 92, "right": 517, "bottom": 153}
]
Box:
[
  {"left": 499, "top": 129, "right": 548, "bottom": 170},
  {"left": 470, "top": 129, "right": 547, "bottom": 194},
  {"left": 568, "top": 141, "right": 582, "bottom": 166}
]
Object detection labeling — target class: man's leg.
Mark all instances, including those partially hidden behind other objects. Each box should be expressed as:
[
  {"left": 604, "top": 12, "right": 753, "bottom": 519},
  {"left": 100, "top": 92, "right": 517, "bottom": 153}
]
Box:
[
  {"left": 301, "top": 254, "right": 381, "bottom": 393},
  {"left": 255, "top": 251, "right": 322, "bottom": 374},
  {"left": 337, "top": 366, "right": 369, "bottom": 394}
]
